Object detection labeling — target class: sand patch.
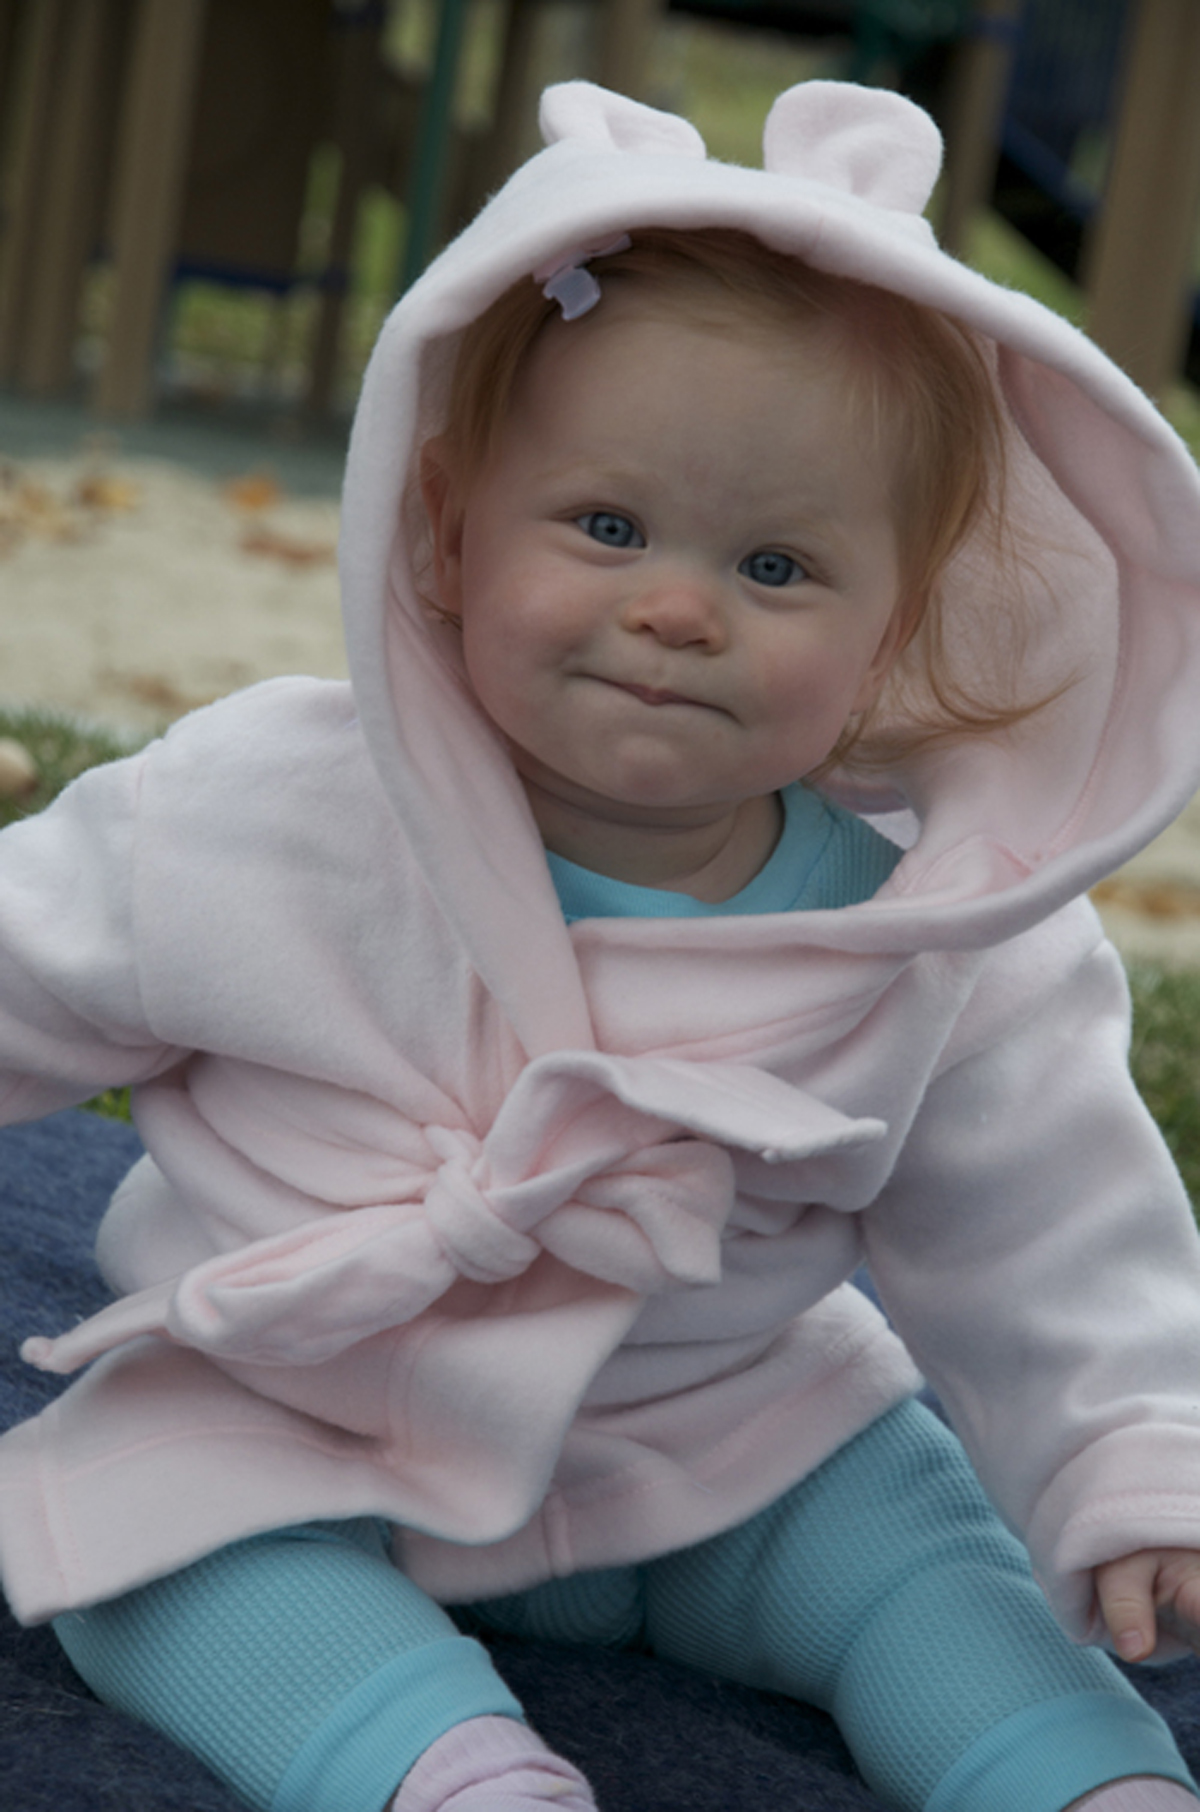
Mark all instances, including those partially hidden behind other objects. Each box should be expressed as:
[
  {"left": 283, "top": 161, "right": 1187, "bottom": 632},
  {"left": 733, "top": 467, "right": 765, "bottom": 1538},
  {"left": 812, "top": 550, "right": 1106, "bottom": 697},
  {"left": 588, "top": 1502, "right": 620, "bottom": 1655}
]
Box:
[{"left": 0, "top": 452, "right": 346, "bottom": 731}]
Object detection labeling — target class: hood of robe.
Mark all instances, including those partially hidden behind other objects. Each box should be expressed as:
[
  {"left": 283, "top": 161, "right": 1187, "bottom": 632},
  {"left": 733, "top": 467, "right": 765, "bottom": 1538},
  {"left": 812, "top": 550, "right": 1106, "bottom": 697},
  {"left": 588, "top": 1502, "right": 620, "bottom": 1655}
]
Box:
[{"left": 337, "top": 78, "right": 1200, "bottom": 1054}]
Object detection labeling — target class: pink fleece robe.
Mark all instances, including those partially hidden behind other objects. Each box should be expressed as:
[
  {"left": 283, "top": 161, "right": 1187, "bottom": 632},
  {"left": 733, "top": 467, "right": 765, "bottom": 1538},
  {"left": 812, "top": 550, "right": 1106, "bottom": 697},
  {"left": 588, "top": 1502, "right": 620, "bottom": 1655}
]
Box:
[{"left": 2, "top": 81, "right": 1200, "bottom": 1657}]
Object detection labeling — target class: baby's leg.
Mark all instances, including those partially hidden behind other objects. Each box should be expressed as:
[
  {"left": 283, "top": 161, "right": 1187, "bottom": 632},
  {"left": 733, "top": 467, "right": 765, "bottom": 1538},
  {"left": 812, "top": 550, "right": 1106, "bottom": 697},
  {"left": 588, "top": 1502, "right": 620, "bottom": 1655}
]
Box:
[
  {"left": 54, "top": 1517, "right": 595, "bottom": 1812},
  {"left": 642, "top": 1399, "right": 1196, "bottom": 1812}
]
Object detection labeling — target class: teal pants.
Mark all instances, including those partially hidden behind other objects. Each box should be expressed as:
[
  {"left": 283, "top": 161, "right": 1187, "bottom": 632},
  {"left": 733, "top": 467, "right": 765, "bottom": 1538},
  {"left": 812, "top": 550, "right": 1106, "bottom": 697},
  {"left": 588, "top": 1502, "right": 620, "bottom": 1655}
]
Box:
[{"left": 55, "top": 1400, "right": 1195, "bottom": 1812}]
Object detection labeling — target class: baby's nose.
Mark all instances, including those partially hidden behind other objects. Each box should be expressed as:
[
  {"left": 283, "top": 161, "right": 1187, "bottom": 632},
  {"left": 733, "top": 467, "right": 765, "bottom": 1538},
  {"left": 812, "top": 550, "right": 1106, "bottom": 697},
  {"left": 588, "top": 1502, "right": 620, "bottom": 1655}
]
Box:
[{"left": 623, "top": 572, "right": 728, "bottom": 649}]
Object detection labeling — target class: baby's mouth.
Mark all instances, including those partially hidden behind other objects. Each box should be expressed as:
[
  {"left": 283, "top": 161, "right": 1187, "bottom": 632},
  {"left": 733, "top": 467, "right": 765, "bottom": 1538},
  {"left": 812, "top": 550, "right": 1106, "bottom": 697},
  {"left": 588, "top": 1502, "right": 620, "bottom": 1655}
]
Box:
[{"left": 605, "top": 678, "right": 705, "bottom": 709}]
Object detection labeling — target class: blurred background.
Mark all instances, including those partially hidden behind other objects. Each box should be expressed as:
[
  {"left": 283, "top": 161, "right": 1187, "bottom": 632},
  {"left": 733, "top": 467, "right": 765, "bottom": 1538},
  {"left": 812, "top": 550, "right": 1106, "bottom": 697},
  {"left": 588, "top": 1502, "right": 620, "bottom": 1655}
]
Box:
[{"left": 0, "top": 0, "right": 1197, "bottom": 430}]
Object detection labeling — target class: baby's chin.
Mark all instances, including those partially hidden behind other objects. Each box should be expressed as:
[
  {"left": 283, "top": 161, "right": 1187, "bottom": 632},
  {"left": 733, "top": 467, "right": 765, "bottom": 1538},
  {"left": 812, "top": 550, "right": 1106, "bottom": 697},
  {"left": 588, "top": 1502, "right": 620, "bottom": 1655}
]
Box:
[
  {"left": 505, "top": 739, "right": 752, "bottom": 817},
  {"left": 514, "top": 763, "right": 757, "bottom": 830}
]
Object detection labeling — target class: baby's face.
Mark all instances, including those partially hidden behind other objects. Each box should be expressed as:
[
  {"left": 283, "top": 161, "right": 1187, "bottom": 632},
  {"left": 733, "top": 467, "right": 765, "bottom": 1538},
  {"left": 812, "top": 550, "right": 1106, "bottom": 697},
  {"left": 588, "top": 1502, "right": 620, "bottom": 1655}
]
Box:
[{"left": 429, "top": 295, "right": 905, "bottom": 829}]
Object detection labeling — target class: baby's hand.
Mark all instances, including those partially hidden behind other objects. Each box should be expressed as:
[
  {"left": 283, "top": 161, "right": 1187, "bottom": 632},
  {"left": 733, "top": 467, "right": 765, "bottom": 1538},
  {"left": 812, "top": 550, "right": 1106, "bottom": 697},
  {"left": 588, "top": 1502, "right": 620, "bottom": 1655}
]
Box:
[{"left": 1095, "top": 1549, "right": 1200, "bottom": 1660}]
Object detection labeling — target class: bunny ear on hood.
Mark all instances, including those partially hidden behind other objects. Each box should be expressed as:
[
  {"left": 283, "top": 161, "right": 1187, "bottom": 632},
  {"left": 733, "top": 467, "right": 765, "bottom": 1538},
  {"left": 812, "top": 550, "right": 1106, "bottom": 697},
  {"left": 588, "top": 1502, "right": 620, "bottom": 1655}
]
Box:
[{"left": 337, "top": 79, "right": 1200, "bottom": 1046}]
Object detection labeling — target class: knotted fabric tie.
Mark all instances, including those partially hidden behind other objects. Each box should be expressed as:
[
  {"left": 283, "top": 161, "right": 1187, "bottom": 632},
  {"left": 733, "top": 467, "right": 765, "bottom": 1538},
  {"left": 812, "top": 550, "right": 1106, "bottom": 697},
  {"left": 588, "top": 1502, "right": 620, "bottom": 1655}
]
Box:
[
  {"left": 420, "top": 1126, "right": 541, "bottom": 1284},
  {"left": 23, "top": 1050, "right": 885, "bottom": 1373}
]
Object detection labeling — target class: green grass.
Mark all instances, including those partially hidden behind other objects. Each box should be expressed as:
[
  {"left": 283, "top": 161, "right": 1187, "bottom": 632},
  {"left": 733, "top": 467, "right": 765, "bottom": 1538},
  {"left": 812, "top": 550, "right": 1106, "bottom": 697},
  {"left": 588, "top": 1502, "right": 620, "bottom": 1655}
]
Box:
[
  {"left": 81, "top": 1086, "right": 135, "bottom": 1123},
  {"left": 1126, "top": 966, "right": 1200, "bottom": 1209},
  {"left": 2, "top": 707, "right": 1199, "bottom": 1205},
  {"left": 0, "top": 706, "right": 144, "bottom": 832}
]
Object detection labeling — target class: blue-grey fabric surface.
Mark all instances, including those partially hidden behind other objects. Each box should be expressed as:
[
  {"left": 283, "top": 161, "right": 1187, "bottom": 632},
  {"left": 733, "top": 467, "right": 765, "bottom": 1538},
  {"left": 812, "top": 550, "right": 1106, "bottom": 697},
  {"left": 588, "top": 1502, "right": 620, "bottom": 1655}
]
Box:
[{"left": 2, "top": 1110, "right": 1198, "bottom": 1812}]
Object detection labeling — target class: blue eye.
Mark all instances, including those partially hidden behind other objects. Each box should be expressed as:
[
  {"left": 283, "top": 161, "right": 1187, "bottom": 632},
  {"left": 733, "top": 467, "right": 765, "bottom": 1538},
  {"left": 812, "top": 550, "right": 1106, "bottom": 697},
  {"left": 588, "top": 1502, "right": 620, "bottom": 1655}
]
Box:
[
  {"left": 578, "top": 511, "right": 643, "bottom": 549},
  {"left": 740, "top": 549, "right": 805, "bottom": 587}
]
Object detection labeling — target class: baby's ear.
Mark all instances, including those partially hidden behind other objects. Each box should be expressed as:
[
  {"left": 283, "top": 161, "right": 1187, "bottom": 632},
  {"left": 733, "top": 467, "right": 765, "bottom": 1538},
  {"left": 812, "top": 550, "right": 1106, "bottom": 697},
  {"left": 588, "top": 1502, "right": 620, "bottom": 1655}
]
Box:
[{"left": 419, "top": 437, "right": 465, "bottom": 613}]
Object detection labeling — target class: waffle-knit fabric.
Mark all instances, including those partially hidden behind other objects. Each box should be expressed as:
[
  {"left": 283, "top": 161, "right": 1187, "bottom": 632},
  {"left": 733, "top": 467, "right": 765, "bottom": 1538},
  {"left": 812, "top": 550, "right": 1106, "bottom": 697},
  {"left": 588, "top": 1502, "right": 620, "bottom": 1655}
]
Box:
[
  {"left": 547, "top": 781, "right": 903, "bottom": 922},
  {"left": 642, "top": 1402, "right": 1194, "bottom": 1810},
  {"left": 54, "top": 1519, "right": 522, "bottom": 1812},
  {"left": 54, "top": 1406, "right": 1194, "bottom": 1812},
  {"left": 474, "top": 1403, "right": 1195, "bottom": 1812}
]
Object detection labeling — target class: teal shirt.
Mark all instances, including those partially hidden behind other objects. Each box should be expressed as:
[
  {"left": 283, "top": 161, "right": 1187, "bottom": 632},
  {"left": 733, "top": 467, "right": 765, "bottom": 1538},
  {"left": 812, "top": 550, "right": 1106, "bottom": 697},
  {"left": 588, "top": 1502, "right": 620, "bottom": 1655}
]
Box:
[{"left": 546, "top": 784, "right": 902, "bottom": 922}]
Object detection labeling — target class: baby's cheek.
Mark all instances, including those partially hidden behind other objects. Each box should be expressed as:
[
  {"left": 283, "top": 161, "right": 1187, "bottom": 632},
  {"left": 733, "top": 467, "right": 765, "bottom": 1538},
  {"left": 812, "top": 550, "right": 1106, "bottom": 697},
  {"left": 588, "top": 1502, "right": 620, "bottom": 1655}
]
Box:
[{"left": 759, "top": 657, "right": 840, "bottom": 732}]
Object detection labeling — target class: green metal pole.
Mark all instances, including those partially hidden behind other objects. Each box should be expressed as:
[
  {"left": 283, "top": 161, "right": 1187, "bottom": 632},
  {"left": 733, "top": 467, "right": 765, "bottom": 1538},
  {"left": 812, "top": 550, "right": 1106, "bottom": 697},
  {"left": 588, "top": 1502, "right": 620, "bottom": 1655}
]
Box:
[{"left": 401, "top": 0, "right": 470, "bottom": 293}]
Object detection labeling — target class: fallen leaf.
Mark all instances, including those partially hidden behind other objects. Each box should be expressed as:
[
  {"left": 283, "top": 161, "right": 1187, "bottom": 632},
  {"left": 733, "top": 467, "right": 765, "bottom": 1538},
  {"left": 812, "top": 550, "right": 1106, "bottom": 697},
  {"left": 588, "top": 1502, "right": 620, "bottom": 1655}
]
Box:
[
  {"left": 224, "top": 472, "right": 284, "bottom": 512},
  {"left": 107, "top": 673, "right": 212, "bottom": 716},
  {"left": 240, "top": 525, "right": 334, "bottom": 567},
  {"left": 75, "top": 473, "right": 141, "bottom": 512},
  {"left": 1091, "top": 877, "right": 1200, "bottom": 920}
]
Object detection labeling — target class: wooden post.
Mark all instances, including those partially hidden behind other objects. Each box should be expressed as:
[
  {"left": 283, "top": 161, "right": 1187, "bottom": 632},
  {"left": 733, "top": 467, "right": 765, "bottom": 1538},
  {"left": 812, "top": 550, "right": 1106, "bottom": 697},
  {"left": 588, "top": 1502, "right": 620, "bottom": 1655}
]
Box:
[
  {"left": 92, "top": 0, "right": 207, "bottom": 418},
  {"left": 0, "top": 0, "right": 68, "bottom": 385},
  {"left": 21, "top": 0, "right": 114, "bottom": 395},
  {"left": 0, "top": 0, "right": 24, "bottom": 126},
  {"left": 305, "top": 2, "right": 384, "bottom": 416},
  {"left": 478, "top": 0, "right": 661, "bottom": 207},
  {"left": 479, "top": 0, "right": 541, "bottom": 195},
  {"left": 1084, "top": 0, "right": 1200, "bottom": 398},
  {"left": 938, "top": 0, "right": 1024, "bottom": 255},
  {"left": 594, "top": 0, "right": 657, "bottom": 101}
]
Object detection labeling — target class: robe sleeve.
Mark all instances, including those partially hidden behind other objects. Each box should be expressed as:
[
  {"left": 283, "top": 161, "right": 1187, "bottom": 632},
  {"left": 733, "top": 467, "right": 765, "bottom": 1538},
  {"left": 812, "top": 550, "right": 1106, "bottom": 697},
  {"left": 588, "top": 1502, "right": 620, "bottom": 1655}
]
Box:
[
  {"left": 0, "top": 751, "right": 185, "bottom": 1122},
  {"left": 862, "top": 900, "right": 1200, "bottom": 1652}
]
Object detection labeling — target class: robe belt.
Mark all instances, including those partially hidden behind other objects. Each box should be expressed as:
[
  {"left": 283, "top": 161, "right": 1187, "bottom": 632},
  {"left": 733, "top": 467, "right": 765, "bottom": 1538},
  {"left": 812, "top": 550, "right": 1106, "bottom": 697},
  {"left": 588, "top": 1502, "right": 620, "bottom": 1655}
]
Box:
[{"left": 23, "top": 1050, "right": 886, "bottom": 1374}]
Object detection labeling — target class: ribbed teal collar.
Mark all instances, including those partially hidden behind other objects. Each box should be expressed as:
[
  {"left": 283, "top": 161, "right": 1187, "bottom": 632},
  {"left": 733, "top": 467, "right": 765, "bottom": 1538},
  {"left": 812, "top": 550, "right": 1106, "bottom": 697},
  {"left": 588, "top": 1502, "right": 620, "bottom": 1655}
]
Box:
[{"left": 546, "top": 784, "right": 901, "bottom": 922}]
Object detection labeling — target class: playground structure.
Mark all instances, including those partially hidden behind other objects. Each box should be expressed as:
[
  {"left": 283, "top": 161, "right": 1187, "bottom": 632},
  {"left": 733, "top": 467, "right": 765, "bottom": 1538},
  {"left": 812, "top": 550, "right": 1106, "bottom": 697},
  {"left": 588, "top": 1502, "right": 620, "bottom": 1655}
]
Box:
[{"left": 0, "top": 0, "right": 1196, "bottom": 418}]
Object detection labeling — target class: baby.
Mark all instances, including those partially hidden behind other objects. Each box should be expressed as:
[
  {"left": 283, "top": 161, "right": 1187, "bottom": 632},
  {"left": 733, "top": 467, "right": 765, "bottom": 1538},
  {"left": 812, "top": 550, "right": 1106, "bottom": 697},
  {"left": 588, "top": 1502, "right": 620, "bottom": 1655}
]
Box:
[{"left": 2, "top": 79, "right": 1200, "bottom": 1812}]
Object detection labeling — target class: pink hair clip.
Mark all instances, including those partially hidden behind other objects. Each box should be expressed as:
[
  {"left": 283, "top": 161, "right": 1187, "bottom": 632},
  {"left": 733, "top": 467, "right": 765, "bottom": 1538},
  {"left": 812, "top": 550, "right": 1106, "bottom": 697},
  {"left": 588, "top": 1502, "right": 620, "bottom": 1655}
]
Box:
[{"left": 534, "top": 234, "right": 632, "bottom": 320}]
